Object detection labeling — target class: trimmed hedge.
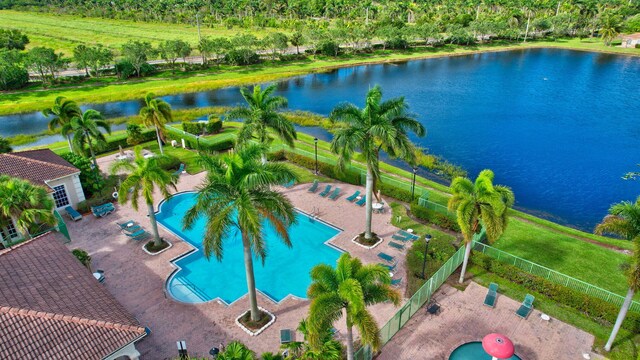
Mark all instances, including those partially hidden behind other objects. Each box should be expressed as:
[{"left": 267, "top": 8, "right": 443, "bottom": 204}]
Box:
[
  {"left": 182, "top": 119, "right": 224, "bottom": 135},
  {"left": 471, "top": 252, "right": 640, "bottom": 333},
  {"left": 95, "top": 130, "right": 156, "bottom": 155},
  {"left": 164, "top": 127, "right": 234, "bottom": 153},
  {"left": 283, "top": 151, "right": 360, "bottom": 185},
  {"left": 410, "top": 203, "right": 461, "bottom": 232}
]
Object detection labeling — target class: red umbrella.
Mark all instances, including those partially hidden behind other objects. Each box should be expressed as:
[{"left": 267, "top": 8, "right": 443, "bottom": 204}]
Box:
[{"left": 482, "top": 333, "right": 515, "bottom": 360}]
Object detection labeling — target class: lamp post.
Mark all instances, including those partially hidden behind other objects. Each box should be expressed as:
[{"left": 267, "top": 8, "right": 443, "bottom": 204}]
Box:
[
  {"left": 314, "top": 137, "right": 318, "bottom": 175},
  {"left": 420, "top": 234, "right": 432, "bottom": 279},
  {"left": 411, "top": 166, "right": 418, "bottom": 202}
]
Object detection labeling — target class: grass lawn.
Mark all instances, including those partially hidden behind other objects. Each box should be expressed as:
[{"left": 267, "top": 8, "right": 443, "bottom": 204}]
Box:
[{"left": 468, "top": 266, "right": 640, "bottom": 360}]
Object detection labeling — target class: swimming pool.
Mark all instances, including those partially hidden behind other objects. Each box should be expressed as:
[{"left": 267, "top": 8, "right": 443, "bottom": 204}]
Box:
[
  {"left": 158, "top": 192, "right": 343, "bottom": 304},
  {"left": 449, "top": 342, "right": 522, "bottom": 360}
]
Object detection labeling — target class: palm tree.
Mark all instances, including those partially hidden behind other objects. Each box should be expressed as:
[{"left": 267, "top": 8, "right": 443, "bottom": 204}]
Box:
[
  {"left": 183, "top": 144, "right": 297, "bottom": 322},
  {"left": 218, "top": 341, "right": 256, "bottom": 360},
  {"left": 111, "top": 147, "right": 177, "bottom": 247},
  {"left": 43, "top": 96, "right": 82, "bottom": 152},
  {"left": 227, "top": 84, "right": 296, "bottom": 164},
  {"left": 0, "top": 175, "right": 56, "bottom": 240},
  {"left": 140, "top": 92, "right": 172, "bottom": 155},
  {"left": 595, "top": 197, "right": 640, "bottom": 351},
  {"left": 307, "top": 253, "right": 401, "bottom": 360},
  {"left": 599, "top": 11, "right": 622, "bottom": 46},
  {"left": 448, "top": 169, "right": 514, "bottom": 284},
  {"left": 281, "top": 318, "right": 342, "bottom": 360},
  {"left": 330, "top": 85, "right": 425, "bottom": 240},
  {"left": 62, "top": 109, "right": 111, "bottom": 170}
]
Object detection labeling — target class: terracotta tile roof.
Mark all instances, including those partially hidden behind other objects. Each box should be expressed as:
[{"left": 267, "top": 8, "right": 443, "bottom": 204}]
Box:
[
  {"left": 622, "top": 32, "right": 640, "bottom": 40},
  {"left": 0, "top": 149, "right": 79, "bottom": 191},
  {"left": 0, "top": 232, "right": 146, "bottom": 360}
]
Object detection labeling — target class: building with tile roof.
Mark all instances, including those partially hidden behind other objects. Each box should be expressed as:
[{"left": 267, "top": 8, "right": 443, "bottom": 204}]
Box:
[
  {"left": 621, "top": 33, "right": 640, "bottom": 48},
  {"left": 0, "top": 231, "right": 147, "bottom": 360},
  {"left": 0, "top": 149, "right": 86, "bottom": 246}
]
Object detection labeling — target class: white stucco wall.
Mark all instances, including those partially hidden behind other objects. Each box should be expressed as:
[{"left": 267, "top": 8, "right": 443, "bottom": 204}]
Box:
[
  {"left": 45, "top": 172, "right": 85, "bottom": 209},
  {"left": 106, "top": 342, "right": 141, "bottom": 360}
]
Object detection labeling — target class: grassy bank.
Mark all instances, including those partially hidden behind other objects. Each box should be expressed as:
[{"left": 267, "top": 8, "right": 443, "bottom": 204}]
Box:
[{"left": 2, "top": 38, "right": 638, "bottom": 116}]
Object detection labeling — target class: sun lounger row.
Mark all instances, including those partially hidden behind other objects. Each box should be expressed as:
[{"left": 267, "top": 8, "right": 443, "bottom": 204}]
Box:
[
  {"left": 308, "top": 180, "right": 342, "bottom": 200},
  {"left": 344, "top": 190, "right": 366, "bottom": 206},
  {"left": 483, "top": 283, "right": 535, "bottom": 319},
  {"left": 116, "top": 220, "right": 151, "bottom": 241},
  {"left": 392, "top": 230, "right": 419, "bottom": 242},
  {"left": 92, "top": 203, "right": 115, "bottom": 218}
]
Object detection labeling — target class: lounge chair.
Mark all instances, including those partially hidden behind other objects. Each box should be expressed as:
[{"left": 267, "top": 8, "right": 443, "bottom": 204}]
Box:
[
  {"left": 377, "top": 252, "right": 395, "bottom": 263},
  {"left": 120, "top": 222, "right": 142, "bottom": 233},
  {"left": 117, "top": 220, "right": 138, "bottom": 230},
  {"left": 379, "top": 262, "right": 397, "bottom": 272},
  {"left": 398, "top": 230, "right": 419, "bottom": 240},
  {"left": 355, "top": 195, "right": 366, "bottom": 206},
  {"left": 345, "top": 190, "right": 361, "bottom": 202},
  {"left": 391, "top": 277, "right": 403, "bottom": 287},
  {"left": 126, "top": 229, "right": 149, "bottom": 241},
  {"left": 516, "top": 294, "right": 535, "bottom": 319},
  {"left": 65, "top": 206, "right": 82, "bottom": 221},
  {"left": 392, "top": 234, "right": 412, "bottom": 242},
  {"left": 173, "top": 163, "right": 185, "bottom": 176},
  {"left": 283, "top": 180, "right": 295, "bottom": 188},
  {"left": 388, "top": 241, "right": 405, "bottom": 250},
  {"left": 484, "top": 282, "right": 498, "bottom": 308},
  {"left": 280, "top": 329, "right": 292, "bottom": 344},
  {"left": 328, "top": 187, "right": 341, "bottom": 200},
  {"left": 91, "top": 203, "right": 115, "bottom": 218},
  {"left": 308, "top": 180, "right": 319, "bottom": 193},
  {"left": 319, "top": 185, "right": 332, "bottom": 197}
]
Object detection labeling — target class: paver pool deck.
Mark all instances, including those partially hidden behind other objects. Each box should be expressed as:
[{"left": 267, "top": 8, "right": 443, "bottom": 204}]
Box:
[{"left": 66, "top": 163, "right": 403, "bottom": 358}]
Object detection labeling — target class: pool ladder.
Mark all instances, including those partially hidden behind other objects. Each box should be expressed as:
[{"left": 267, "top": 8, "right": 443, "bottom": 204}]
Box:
[{"left": 310, "top": 206, "right": 320, "bottom": 220}]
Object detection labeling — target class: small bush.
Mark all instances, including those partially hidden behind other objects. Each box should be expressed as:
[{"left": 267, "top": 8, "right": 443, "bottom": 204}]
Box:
[
  {"left": 378, "top": 182, "right": 413, "bottom": 203},
  {"left": 410, "top": 203, "right": 460, "bottom": 232},
  {"left": 205, "top": 117, "right": 223, "bottom": 133},
  {"left": 267, "top": 150, "right": 287, "bottom": 161},
  {"left": 114, "top": 60, "right": 135, "bottom": 79},
  {"left": 126, "top": 124, "right": 145, "bottom": 145},
  {"left": 182, "top": 121, "right": 204, "bottom": 135},
  {"left": 72, "top": 248, "right": 91, "bottom": 268},
  {"left": 157, "top": 154, "right": 181, "bottom": 171},
  {"left": 223, "top": 49, "right": 260, "bottom": 65},
  {"left": 318, "top": 40, "right": 340, "bottom": 56},
  {"left": 471, "top": 252, "right": 640, "bottom": 333}
]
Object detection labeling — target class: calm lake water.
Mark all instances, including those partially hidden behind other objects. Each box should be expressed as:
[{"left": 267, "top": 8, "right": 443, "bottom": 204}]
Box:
[{"left": 2, "top": 48, "right": 639, "bottom": 230}]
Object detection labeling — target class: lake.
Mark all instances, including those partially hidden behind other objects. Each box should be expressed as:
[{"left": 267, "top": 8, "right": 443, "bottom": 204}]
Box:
[{"left": 1, "top": 48, "right": 639, "bottom": 230}]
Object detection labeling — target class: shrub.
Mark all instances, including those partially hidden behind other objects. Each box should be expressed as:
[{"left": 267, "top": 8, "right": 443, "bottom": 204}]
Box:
[
  {"left": 164, "top": 126, "right": 234, "bottom": 153},
  {"left": 182, "top": 121, "right": 203, "bottom": 135},
  {"left": 94, "top": 130, "right": 156, "bottom": 155},
  {"left": 206, "top": 117, "right": 223, "bottom": 133},
  {"left": 471, "top": 252, "right": 640, "bottom": 333},
  {"left": 410, "top": 203, "right": 460, "bottom": 232},
  {"left": 61, "top": 153, "right": 105, "bottom": 196},
  {"left": 114, "top": 60, "right": 135, "bottom": 79},
  {"left": 126, "top": 124, "right": 144, "bottom": 145},
  {"left": 284, "top": 151, "right": 360, "bottom": 185},
  {"left": 182, "top": 118, "right": 223, "bottom": 135},
  {"left": 405, "top": 235, "right": 457, "bottom": 295},
  {"left": 72, "top": 249, "right": 91, "bottom": 268},
  {"left": 0, "top": 136, "right": 12, "bottom": 153},
  {"left": 318, "top": 40, "right": 340, "bottom": 56},
  {"left": 223, "top": 49, "right": 260, "bottom": 65},
  {"left": 157, "top": 154, "right": 181, "bottom": 171},
  {"left": 378, "top": 182, "right": 413, "bottom": 203}
]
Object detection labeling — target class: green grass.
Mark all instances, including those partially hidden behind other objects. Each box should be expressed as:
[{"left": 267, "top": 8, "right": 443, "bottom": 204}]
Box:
[
  {"left": 468, "top": 266, "right": 640, "bottom": 359},
  {"left": 0, "top": 10, "right": 279, "bottom": 55}
]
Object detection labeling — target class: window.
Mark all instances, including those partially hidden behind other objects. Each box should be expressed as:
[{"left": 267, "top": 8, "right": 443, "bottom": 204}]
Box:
[
  {"left": 6, "top": 222, "right": 17, "bottom": 238},
  {"left": 52, "top": 184, "right": 70, "bottom": 208}
]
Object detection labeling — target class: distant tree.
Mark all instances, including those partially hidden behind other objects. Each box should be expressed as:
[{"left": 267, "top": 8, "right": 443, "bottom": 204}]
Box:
[
  {"left": 0, "top": 49, "right": 28, "bottom": 90},
  {"left": 0, "top": 137, "right": 11, "bottom": 153},
  {"left": 199, "top": 37, "right": 231, "bottom": 64},
  {"left": 600, "top": 11, "right": 623, "bottom": 46},
  {"left": 62, "top": 109, "right": 111, "bottom": 170},
  {"left": 0, "top": 28, "right": 29, "bottom": 50},
  {"left": 26, "top": 47, "right": 68, "bottom": 83},
  {"left": 0, "top": 176, "right": 55, "bottom": 240},
  {"left": 231, "top": 34, "right": 259, "bottom": 64},
  {"left": 126, "top": 123, "right": 144, "bottom": 145},
  {"left": 158, "top": 39, "right": 192, "bottom": 72},
  {"left": 139, "top": 92, "right": 172, "bottom": 155},
  {"left": 74, "top": 44, "right": 113, "bottom": 78},
  {"left": 73, "top": 45, "right": 91, "bottom": 76},
  {"left": 290, "top": 30, "right": 305, "bottom": 54},
  {"left": 43, "top": 96, "right": 82, "bottom": 152},
  {"left": 121, "top": 40, "right": 155, "bottom": 77},
  {"left": 263, "top": 32, "right": 289, "bottom": 60}
]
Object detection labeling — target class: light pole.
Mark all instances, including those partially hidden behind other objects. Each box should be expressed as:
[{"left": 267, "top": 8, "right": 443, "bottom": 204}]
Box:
[
  {"left": 420, "top": 234, "right": 432, "bottom": 279},
  {"left": 314, "top": 138, "right": 318, "bottom": 175},
  {"left": 411, "top": 166, "right": 418, "bottom": 202}
]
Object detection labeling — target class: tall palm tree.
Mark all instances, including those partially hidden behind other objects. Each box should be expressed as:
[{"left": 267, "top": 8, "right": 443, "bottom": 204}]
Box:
[
  {"left": 183, "top": 144, "right": 297, "bottom": 321},
  {"left": 307, "top": 253, "right": 401, "bottom": 360},
  {"left": 330, "top": 85, "right": 425, "bottom": 240},
  {"left": 111, "top": 147, "right": 177, "bottom": 247},
  {"left": 62, "top": 109, "right": 111, "bottom": 170},
  {"left": 43, "top": 96, "right": 82, "bottom": 152},
  {"left": 0, "top": 175, "right": 55, "bottom": 240},
  {"left": 227, "top": 84, "right": 296, "bottom": 164},
  {"left": 595, "top": 197, "right": 640, "bottom": 351},
  {"left": 448, "top": 169, "right": 515, "bottom": 283},
  {"left": 599, "top": 11, "right": 622, "bottom": 46},
  {"left": 140, "top": 92, "right": 172, "bottom": 155}
]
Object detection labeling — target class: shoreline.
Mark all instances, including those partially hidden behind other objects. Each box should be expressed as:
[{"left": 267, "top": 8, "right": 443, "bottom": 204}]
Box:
[{"left": 1, "top": 40, "right": 638, "bottom": 116}]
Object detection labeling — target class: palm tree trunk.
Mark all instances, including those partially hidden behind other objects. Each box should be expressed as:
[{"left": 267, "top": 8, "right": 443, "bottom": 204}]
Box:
[
  {"left": 261, "top": 153, "right": 267, "bottom": 165},
  {"left": 604, "top": 287, "right": 635, "bottom": 351},
  {"left": 155, "top": 125, "right": 164, "bottom": 155},
  {"left": 147, "top": 202, "right": 162, "bottom": 247},
  {"left": 11, "top": 216, "right": 28, "bottom": 241},
  {"left": 345, "top": 323, "right": 355, "bottom": 360},
  {"left": 458, "top": 240, "right": 472, "bottom": 284},
  {"left": 66, "top": 134, "right": 73, "bottom": 152},
  {"left": 87, "top": 135, "right": 99, "bottom": 171},
  {"left": 364, "top": 166, "right": 374, "bottom": 239},
  {"left": 242, "top": 237, "right": 261, "bottom": 321},
  {"left": 524, "top": 13, "right": 531, "bottom": 42}
]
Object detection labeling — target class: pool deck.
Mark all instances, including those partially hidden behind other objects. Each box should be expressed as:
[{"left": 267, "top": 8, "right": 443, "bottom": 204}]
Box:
[
  {"left": 67, "top": 164, "right": 405, "bottom": 357},
  {"left": 377, "top": 282, "right": 602, "bottom": 360}
]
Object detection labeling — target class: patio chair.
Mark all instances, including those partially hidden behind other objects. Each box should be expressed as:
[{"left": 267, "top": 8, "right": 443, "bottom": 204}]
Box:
[
  {"left": 173, "top": 163, "right": 185, "bottom": 176},
  {"left": 516, "top": 294, "right": 535, "bottom": 319},
  {"left": 308, "top": 180, "right": 319, "bottom": 193},
  {"left": 391, "top": 277, "right": 403, "bottom": 287},
  {"left": 345, "top": 190, "right": 360, "bottom": 202},
  {"left": 283, "top": 180, "right": 295, "bottom": 188},
  {"left": 377, "top": 252, "right": 395, "bottom": 263},
  {"left": 484, "top": 282, "right": 499, "bottom": 308},
  {"left": 65, "top": 206, "right": 82, "bottom": 221},
  {"left": 280, "top": 329, "right": 292, "bottom": 344},
  {"left": 388, "top": 241, "right": 405, "bottom": 250},
  {"left": 355, "top": 195, "right": 367, "bottom": 206},
  {"left": 328, "top": 187, "right": 341, "bottom": 200},
  {"left": 319, "top": 185, "right": 332, "bottom": 197},
  {"left": 379, "top": 262, "right": 397, "bottom": 272}
]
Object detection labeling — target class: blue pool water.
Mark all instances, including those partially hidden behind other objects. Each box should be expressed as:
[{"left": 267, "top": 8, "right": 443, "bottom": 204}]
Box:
[
  {"left": 3, "top": 49, "right": 639, "bottom": 229},
  {"left": 158, "top": 192, "right": 342, "bottom": 304},
  {"left": 449, "top": 342, "right": 522, "bottom": 360}
]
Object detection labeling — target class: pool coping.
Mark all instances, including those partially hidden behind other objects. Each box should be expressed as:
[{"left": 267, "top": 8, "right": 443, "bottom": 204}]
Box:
[
  {"left": 156, "top": 190, "right": 347, "bottom": 307},
  {"left": 447, "top": 339, "right": 525, "bottom": 360}
]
